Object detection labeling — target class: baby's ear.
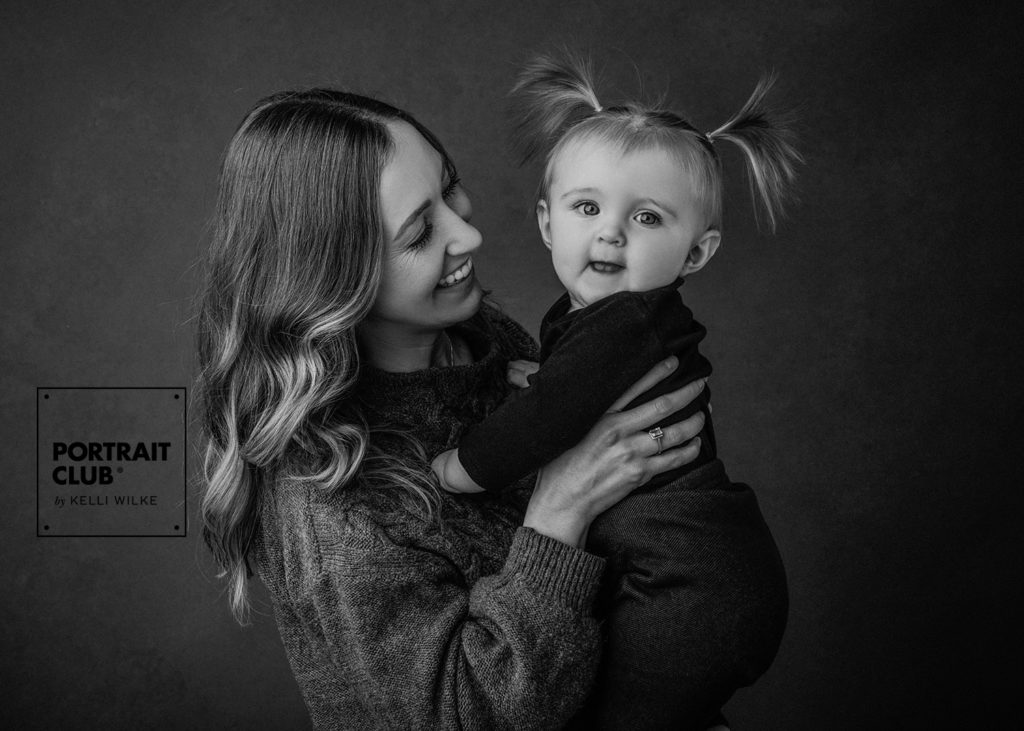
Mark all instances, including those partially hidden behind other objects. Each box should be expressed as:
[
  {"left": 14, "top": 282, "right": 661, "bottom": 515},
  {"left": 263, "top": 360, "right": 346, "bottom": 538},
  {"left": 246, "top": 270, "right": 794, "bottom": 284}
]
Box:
[
  {"left": 536, "top": 199, "right": 552, "bottom": 251},
  {"left": 680, "top": 229, "right": 721, "bottom": 276}
]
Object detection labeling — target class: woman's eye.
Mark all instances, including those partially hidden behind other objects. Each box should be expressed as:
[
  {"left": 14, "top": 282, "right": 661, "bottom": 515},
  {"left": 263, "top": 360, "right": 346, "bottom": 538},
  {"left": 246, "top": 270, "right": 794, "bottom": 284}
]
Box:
[
  {"left": 574, "top": 202, "right": 599, "bottom": 216},
  {"left": 409, "top": 221, "right": 434, "bottom": 250},
  {"left": 635, "top": 211, "right": 661, "bottom": 226},
  {"left": 442, "top": 174, "right": 461, "bottom": 200}
]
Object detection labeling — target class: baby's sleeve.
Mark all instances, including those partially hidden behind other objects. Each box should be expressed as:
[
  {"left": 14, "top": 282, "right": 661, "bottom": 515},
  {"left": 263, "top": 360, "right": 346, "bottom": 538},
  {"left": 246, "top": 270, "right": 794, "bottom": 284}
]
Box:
[{"left": 458, "top": 295, "right": 665, "bottom": 491}]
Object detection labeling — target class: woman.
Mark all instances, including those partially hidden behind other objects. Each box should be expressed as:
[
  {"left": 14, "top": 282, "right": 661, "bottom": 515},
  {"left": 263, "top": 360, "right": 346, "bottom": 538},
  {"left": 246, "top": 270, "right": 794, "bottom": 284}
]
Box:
[{"left": 197, "top": 89, "right": 709, "bottom": 729}]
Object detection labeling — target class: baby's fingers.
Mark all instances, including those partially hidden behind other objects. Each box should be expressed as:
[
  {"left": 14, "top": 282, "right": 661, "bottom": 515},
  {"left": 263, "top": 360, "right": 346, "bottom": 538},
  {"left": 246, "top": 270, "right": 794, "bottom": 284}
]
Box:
[
  {"left": 507, "top": 359, "right": 540, "bottom": 389},
  {"left": 607, "top": 356, "right": 679, "bottom": 412},
  {"left": 441, "top": 481, "right": 485, "bottom": 494}
]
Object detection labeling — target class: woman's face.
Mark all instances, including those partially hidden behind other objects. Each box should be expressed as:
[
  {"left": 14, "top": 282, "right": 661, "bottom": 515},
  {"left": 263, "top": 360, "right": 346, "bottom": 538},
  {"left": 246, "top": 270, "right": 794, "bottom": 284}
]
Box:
[{"left": 368, "top": 121, "right": 483, "bottom": 339}]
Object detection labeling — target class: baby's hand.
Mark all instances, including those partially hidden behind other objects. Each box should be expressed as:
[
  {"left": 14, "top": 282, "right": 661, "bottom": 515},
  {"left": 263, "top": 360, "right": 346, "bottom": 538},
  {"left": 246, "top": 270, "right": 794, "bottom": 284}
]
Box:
[
  {"left": 431, "top": 448, "right": 485, "bottom": 494},
  {"left": 507, "top": 359, "right": 540, "bottom": 389}
]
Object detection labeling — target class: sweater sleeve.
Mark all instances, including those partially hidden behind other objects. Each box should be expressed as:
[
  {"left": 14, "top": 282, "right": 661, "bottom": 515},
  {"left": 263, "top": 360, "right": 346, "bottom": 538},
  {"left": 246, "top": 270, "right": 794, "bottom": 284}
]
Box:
[
  {"left": 458, "top": 294, "right": 666, "bottom": 491},
  {"left": 309, "top": 515, "right": 606, "bottom": 730}
]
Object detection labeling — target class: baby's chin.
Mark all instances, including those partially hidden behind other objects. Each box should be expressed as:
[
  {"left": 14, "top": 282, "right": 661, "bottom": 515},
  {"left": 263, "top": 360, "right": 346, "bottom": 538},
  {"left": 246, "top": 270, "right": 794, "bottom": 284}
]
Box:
[
  {"left": 567, "top": 275, "right": 677, "bottom": 311},
  {"left": 567, "top": 282, "right": 628, "bottom": 311}
]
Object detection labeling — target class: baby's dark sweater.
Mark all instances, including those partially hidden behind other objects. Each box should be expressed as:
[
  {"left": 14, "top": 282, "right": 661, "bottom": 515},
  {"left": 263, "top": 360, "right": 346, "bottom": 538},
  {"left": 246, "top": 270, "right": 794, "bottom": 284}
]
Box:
[
  {"left": 459, "top": 279, "right": 715, "bottom": 492},
  {"left": 252, "top": 305, "right": 607, "bottom": 730}
]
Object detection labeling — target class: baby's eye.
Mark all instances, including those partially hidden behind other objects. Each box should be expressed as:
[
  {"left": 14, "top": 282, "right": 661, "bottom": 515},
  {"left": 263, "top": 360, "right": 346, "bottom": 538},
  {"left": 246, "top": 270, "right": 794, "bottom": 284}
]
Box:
[
  {"left": 573, "top": 201, "right": 600, "bottom": 216},
  {"left": 635, "top": 211, "right": 661, "bottom": 226}
]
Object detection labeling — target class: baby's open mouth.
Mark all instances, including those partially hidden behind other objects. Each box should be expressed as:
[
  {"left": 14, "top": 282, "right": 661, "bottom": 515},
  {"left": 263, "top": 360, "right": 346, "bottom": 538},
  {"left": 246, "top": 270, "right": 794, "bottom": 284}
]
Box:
[
  {"left": 437, "top": 257, "right": 473, "bottom": 288},
  {"left": 589, "top": 261, "right": 624, "bottom": 274}
]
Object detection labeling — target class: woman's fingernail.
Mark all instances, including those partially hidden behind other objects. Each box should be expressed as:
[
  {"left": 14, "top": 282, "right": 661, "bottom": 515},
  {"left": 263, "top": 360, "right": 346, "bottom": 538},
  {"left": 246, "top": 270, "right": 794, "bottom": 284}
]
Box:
[{"left": 665, "top": 356, "right": 678, "bottom": 370}]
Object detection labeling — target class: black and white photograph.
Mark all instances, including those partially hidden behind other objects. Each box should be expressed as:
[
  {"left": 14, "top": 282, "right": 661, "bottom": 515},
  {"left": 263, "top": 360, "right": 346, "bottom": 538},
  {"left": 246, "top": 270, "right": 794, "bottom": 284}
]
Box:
[{"left": 1, "top": 1, "right": 1019, "bottom": 728}]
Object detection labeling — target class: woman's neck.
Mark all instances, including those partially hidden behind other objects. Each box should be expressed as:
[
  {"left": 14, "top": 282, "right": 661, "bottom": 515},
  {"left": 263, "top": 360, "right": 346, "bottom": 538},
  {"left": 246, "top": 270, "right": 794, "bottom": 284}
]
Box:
[{"left": 357, "top": 322, "right": 461, "bottom": 372}]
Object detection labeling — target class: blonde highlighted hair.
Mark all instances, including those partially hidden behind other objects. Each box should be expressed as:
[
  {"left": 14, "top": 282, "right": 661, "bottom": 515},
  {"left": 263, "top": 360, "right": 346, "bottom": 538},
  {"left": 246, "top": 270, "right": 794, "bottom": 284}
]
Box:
[
  {"left": 511, "top": 53, "right": 802, "bottom": 231},
  {"left": 196, "top": 90, "right": 450, "bottom": 624}
]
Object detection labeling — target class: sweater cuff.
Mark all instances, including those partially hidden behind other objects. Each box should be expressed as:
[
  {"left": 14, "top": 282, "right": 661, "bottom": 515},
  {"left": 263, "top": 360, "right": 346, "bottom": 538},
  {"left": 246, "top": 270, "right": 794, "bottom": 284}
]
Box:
[{"left": 502, "top": 527, "right": 606, "bottom": 612}]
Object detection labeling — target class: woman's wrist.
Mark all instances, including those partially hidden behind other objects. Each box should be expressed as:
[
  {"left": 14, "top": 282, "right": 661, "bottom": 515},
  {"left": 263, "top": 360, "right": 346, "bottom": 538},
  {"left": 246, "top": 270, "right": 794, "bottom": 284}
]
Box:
[
  {"left": 504, "top": 527, "right": 605, "bottom": 612},
  {"left": 523, "top": 502, "right": 589, "bottom": 549}
]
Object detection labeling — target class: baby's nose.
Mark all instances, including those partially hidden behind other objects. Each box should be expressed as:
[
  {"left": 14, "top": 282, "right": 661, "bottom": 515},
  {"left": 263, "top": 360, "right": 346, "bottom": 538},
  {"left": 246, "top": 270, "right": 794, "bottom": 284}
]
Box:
[{"left": 597, "top": 222, "right": 625, "bottom": 246}]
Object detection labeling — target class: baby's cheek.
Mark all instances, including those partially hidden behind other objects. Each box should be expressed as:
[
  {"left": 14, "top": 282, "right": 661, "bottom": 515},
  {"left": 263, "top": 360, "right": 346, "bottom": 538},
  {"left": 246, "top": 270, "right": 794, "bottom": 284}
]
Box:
[{"left": 633, "top": 256, "right": 679, "bottom": 289}]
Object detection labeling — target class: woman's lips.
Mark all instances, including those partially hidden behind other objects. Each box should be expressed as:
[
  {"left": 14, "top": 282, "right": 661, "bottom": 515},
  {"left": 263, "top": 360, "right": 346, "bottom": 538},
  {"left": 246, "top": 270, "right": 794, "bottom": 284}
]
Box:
[
  {"left": 437, "top": 257, "right": 474, "bottom": 288},
  {"left": 589, "top": 261, "right": 624, "bottom": 274}
]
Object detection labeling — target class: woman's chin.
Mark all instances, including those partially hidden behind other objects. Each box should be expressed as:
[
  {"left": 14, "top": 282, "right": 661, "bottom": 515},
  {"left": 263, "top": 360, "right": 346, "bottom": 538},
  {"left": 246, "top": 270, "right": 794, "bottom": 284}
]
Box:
[{"left": 434, "top": 274, "right": 484, "bottom": 321}]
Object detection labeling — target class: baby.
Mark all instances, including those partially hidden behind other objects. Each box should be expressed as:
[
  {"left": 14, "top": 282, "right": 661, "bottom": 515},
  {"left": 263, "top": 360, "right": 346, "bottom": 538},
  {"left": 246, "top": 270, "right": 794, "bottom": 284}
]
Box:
[{"left": 432, "top": 54, "right": 799, "bottom": 730}]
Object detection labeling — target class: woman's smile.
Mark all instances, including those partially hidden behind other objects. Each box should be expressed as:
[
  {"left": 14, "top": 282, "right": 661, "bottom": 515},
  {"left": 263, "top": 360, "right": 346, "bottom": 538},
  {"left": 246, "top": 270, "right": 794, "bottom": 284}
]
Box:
[{"left": 438, "top": 256, "right": 474, "bottom": 288}]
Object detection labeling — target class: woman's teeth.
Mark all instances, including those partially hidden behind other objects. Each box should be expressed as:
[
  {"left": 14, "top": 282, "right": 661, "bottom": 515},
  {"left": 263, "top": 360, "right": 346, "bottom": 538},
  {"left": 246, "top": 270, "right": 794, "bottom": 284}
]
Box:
[{"left": 438, "top": 258, "right": 473, "bottom": 288}]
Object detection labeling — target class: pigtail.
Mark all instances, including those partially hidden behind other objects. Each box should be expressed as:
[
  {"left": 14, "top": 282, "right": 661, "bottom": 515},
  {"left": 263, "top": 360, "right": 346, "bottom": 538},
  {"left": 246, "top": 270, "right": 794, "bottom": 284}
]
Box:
[
  {"left": 707, "top": 73, "right": 802, "bottom": 232},
  {"left": 509, "top": 52, "right": 604, "bottom": 165}
]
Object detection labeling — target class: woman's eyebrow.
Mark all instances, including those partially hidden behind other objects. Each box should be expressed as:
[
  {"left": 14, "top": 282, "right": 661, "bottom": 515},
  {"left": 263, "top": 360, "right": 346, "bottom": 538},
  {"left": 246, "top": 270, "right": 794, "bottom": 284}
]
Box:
[{"left": 395, "top": 200, "right": 431, "bottom": 240}]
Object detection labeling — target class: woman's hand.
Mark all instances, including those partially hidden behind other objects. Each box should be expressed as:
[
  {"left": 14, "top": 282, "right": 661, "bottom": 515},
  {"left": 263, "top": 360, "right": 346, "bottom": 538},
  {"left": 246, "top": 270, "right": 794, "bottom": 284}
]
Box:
[{"left": 523, "top": 356, "right": 707, "bottom": 548}]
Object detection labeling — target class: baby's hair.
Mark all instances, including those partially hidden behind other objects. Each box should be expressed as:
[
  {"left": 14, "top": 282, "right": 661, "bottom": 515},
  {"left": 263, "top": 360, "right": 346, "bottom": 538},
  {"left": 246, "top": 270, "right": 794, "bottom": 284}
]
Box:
[
  {"left": 510, "top": 53, "right": 802, "bottom": 232},
  {"left": 510, "top": 51, "right": 604, "bottom": 165}
]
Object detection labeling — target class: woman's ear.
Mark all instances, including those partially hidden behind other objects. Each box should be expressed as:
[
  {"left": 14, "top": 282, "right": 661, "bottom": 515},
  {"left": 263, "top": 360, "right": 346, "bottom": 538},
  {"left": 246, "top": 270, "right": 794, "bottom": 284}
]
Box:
[
  {"left": 536, "top": 199, "right": 552, "bottom": 251},
  {"left": 679, "top": 229, "right": 721, "bottom": 276}
]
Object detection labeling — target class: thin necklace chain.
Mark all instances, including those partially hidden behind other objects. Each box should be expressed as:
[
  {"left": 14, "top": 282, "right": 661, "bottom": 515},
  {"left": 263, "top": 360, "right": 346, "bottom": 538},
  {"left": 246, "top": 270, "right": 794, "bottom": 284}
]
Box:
[{"left": 432, "top": 331, "right": 456, "bottom": 367}]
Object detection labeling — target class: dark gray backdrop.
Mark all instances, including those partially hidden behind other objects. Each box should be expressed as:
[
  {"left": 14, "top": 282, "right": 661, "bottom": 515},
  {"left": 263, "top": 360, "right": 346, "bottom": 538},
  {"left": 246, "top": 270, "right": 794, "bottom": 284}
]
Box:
[{"left": 2, "top": 1, "right": 1020, "bottom": 727}]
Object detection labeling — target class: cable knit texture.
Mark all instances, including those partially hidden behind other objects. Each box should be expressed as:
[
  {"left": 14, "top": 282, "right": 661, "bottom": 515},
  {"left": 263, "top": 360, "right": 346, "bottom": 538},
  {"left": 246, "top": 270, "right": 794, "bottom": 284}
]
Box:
[{"left": 252, "top": 303, "right": 606, "bottom": 730}]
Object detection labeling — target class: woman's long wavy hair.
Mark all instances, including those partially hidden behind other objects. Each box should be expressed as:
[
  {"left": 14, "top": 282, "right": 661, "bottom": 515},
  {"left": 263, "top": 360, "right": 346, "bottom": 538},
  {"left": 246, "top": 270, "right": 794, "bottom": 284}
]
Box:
[
  {"left": 511, "top": 53, "right": 802, "bottom": 232},
  {"left": 196, "top": 90, "right": 449, "bottom": 624}
]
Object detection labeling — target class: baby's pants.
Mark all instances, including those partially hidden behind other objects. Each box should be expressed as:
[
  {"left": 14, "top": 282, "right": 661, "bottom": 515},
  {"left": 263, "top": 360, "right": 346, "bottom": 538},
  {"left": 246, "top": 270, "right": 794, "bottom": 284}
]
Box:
[{"left": 575, "top": 459, "right": 788, "bottom": 731}]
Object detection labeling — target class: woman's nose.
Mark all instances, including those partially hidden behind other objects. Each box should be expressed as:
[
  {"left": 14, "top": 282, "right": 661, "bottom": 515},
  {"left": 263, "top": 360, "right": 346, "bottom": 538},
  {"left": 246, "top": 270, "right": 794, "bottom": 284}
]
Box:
[{"left": 447, "top": 215, "right": 483, "bottom": 255}]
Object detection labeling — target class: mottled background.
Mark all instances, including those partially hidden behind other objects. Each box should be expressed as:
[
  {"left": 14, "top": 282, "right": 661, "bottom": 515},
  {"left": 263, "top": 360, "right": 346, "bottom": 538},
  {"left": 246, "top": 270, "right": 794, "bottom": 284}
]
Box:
[{"left": 2, "top": 0, "right": 1020, "bottom": 727}]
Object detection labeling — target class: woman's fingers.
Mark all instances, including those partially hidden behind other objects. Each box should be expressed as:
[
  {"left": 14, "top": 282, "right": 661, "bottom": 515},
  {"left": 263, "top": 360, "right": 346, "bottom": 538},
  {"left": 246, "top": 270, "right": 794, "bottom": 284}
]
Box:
[
  {"left": 639, "top": 411, "right": 705, "bottom": 456},
  {"left": 616, "top": 376, "right": 707, "bottom": 432},
  {"left": 607, "top": 356, "right": 679, "bottom": 412},
  {"left": 646, "top": 437, "right": 702, "bottom": 475}
]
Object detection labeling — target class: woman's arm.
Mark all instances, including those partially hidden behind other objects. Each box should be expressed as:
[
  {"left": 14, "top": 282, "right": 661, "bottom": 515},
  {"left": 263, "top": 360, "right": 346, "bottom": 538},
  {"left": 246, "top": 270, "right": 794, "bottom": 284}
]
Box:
[
  {"left": 525, "top": 359, "right": 707, "bottom": 548},
  {"left": 290, "top": 359, "right": 706, "bottom": 728},
  {"left": 308, "top": 513, "right": 605, "bottom": 730},
  {"left": 458, "top": 292, "right": 679, "bottom": 492}
]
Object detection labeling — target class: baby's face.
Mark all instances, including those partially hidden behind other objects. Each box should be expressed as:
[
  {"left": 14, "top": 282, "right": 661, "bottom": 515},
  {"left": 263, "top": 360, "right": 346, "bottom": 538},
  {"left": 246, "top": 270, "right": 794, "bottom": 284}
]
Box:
[{"left": 539, "top": 138, "right": 711, "bottom": 311}]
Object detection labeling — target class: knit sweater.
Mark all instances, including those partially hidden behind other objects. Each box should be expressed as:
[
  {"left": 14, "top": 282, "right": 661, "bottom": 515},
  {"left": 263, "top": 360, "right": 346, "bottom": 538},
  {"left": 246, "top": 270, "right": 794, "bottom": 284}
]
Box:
[{"left": 252, "top": 304, "right": 607, "bottom": 730}]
